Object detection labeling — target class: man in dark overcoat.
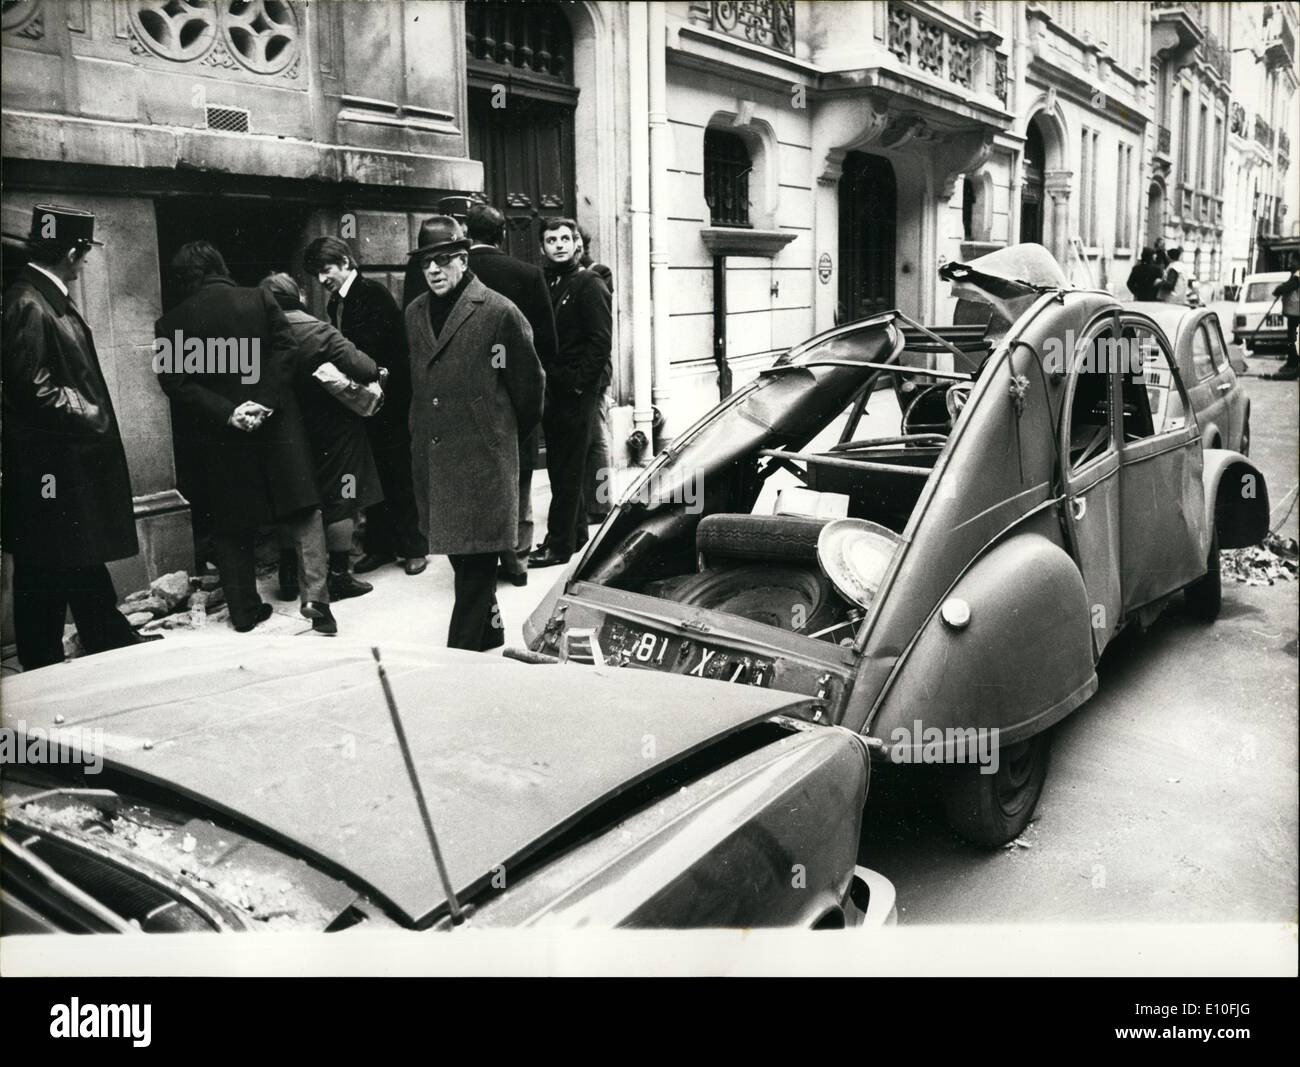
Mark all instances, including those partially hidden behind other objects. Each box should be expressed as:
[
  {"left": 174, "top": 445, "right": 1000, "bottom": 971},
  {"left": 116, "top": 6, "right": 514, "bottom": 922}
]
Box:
[
  {"left": 1, "top": 205, "right": 159, "bottom": 669},
  {"left": 459, "top": 202, "right": 558, "bottom": 587},
  {"left": 304, "top": 236, "right": 428, "bottom": 576},
  {"left": 155, "top": 241, "right": 325, "bottom": 633},
  {"left": 405, "top": 217, "right": 545, "bottom": 651}
]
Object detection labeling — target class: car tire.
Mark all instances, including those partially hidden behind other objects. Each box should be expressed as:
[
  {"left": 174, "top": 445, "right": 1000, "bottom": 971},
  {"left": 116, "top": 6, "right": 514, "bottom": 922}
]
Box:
[
  {"left": 696, "top": 513, "right": 827, "bottom": 565},
  {"left": 941, "top": 731, "right": 1052, "bottom": 848},
  {"left": 665, "top": 564, "right": 846, "bottom": 636},
  {"left": 1184, "top": 526, "right": 1222, "bottom": 622}
]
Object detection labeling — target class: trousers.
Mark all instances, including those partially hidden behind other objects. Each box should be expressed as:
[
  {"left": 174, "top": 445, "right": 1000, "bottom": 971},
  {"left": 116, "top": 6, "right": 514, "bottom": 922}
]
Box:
[
  {"left": 500, "top": 428, "right": 537, "bottom": 577},
  {"left": 447, "top": 552, "right": 504, "bottom": 652},
  {"left": 542, "top": 387, "right": 601, "bottom": 557},
  {"left": 10, "top": 558, "right": 137, "bottom": 671}
]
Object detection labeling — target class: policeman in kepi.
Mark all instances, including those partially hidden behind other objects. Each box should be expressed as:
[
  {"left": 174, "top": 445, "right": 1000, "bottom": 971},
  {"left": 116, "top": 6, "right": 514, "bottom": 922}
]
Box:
[{"left": 2, "top": 205, "right": 161, "bottom": 670}]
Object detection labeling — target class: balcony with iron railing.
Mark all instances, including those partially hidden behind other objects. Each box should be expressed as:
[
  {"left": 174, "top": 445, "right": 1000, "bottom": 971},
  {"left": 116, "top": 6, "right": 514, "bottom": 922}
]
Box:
[
  {"left": 1151, "top": 0, "right": 1205, "bottom": 59},
  {"left": 1255, "top": 115, "right": 1273, "bottom": 149},
  {"left": 1265, "top": 12, "right": 1296, "bottom": 70},
  {"left": 1202, "top": 31, "right": 1230, "bottom": 84},
  {"left": 886, "top": 1, "right": 1008, "bottom": 104},
  {"left": 702, "top": 0, "right": 796, "bottom": 56}
]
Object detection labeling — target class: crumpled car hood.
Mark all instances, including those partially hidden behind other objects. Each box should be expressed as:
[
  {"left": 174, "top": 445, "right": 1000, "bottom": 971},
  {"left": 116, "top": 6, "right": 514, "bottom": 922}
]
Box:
[{"left": 1, "top": 637, "right": 808, "bottom": 927}]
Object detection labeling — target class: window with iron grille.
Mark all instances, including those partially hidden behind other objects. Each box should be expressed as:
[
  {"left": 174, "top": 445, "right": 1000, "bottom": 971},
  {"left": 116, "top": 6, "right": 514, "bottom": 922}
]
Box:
[
  {"left": 704, "top": 128, "right": 752, "bottom": 228},
  {"left": 465, "top": 0, "right": 573, "bottom": 83}
]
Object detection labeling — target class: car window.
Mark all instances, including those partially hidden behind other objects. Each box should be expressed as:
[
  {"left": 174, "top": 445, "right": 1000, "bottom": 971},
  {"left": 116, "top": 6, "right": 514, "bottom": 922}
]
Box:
[
  {"left": 1190, "top": 323, "right": 1215, "bottom": 381},
  {"left": 1066, "top": 328, "right": 1114, "bottom": 470},
  {"left": 1120, "top": 323, "right": 1189, "bottom": 442},
  {"left": 1203, "top": 318, "right": 1231, "bottom": 373},
  {"left": 1243, "top": 281, "right": 1275, "bottom": 302}
]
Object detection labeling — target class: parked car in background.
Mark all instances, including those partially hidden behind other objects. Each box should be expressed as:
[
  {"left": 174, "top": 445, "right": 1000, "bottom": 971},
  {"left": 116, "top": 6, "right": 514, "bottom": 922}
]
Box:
[
  {"left": 525, "top": 244, "right": 1270, "bottom": 848},
  {"left": 1, "top": 638, "right": 895, "bottom": 931},
  {"left": 1232, "top": 272, "right": 1291, "bottom": 354},
  {"left": 1126, "top": 302, "right": 1251, "bottom": 454}
]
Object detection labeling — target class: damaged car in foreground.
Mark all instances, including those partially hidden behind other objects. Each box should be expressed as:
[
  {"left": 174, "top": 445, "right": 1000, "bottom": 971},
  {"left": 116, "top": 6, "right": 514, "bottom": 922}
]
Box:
[
  {"left": 525, "top": 244, "right": 1270, "bottom": 846},
  {"left": 1, "top": 638, "right": 894, "bottom": 932}
]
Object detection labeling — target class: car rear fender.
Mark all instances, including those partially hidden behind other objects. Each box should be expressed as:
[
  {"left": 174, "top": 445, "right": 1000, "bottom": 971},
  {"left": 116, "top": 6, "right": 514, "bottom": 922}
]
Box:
[
  {"left": 867, "top": 532, "right": 1098, "bottom": 758},
  {"left": 1202, "top": 448, "right": 1270, "bottom": 549}
]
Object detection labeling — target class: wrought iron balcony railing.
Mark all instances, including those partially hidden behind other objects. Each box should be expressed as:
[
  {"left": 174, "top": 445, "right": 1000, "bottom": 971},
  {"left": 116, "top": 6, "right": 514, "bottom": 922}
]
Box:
[
  {"left": 1255, "top": 115, "right": 1273, "bottom": 149},
  {"left": 708, "top": 0, "right": 795, "bottom": 56},
  {"left": 886, "top": 1, "right": 1004, "bottom": 101}
]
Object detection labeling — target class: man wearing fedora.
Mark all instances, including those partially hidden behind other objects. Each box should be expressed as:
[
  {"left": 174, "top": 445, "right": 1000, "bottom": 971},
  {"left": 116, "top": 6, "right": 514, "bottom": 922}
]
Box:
[
  {"left": 1, "top": 205, "right": 160, "bottom": 669},
  {"left": 304, "top": 236, "right": 428, "bottom": 576},
  {"left": 405, "top": 216, "right": 545, "bottom": 651}
]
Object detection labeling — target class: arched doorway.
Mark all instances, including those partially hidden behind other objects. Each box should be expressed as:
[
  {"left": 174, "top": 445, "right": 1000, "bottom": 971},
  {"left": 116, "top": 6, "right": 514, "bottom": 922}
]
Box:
[
  {"left": 838, "top": 152, "right": 896, "bottom": 320},
  {"left": 1020, "top": 119, "right": 1046, "bottom": 245},
  {"left": 1146, "top": 181, "right": 1165, "bottom": 248},
  {"left": 465, "top": 1, "right": 577, "bottom": 265}
]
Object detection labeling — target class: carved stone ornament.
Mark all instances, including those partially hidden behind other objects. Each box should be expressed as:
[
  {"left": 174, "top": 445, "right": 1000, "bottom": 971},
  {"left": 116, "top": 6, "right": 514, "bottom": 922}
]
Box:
[
  {"left": 126, "top": 0, "right": 300, "bottom": 78},
  {"left": 2, "top": 0, "right": 46, "bottom": 40}
]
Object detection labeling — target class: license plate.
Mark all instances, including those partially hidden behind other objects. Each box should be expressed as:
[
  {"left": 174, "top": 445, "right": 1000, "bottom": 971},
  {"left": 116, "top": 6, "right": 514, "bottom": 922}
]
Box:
[
  {"left": 1265, "top": 314, "right": 1283, "bottom": 327},
  {"left": 602, "top": 620, "right": 774, "bottom": 687}
]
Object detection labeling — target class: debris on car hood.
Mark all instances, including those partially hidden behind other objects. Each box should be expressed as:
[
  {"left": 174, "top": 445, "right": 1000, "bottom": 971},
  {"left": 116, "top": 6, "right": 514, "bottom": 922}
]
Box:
[{"left": 1221, "top": 533, "right": 1299, "bottom": 585}]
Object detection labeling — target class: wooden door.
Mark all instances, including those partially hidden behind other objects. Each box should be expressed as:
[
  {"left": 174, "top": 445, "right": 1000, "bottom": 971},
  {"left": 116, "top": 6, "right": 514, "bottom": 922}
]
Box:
[
  {"left": 468, "top": 89, "right": 575, "bottom": 266},
  {"left": 838, "top": 152, "right": 896, "bottom": 320}
]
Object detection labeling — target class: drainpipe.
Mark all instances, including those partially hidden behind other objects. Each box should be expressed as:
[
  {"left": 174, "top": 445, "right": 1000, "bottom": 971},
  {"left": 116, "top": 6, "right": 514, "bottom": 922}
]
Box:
[
  {"left": 648, "top": 1, "right": 673, "bottom": 450},
  {"left": 628, "top": 2, "right": 655, "bottom": 458}
]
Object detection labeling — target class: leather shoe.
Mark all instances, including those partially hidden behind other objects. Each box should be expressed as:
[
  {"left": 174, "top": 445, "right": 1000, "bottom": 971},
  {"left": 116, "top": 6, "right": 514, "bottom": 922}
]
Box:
[
  {"left": 301, "top": 601, "right": 338, "bottom": 636},
  {"left": 498, "top": 568, "right": 528, "bottom": 587},
  {"left": 328, "top": 571, "right": 373, "bottom": 600},
  {"left": 234, "top": 602, "right": 274, "bottom": 633},
  {"left": 404, "top": 556, "right": 428, "bottom": 575},
  {"left": 354, "top": 552, "right": 396, "bottom": 574},
  {"left": 528, "top": 546, "right": 570, "bottom": 568}
]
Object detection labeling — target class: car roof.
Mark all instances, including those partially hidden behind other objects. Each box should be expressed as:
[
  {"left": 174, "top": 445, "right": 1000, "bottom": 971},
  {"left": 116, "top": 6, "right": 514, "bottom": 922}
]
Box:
[{"left": 1, "top": 637, "right": 808, "bottom": 926}]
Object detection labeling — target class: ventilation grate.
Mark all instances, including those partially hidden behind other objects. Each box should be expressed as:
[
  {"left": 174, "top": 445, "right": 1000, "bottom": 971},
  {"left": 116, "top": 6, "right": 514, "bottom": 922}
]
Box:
[{"left": 205, "top": 105, "right": 250, "bottom": 134}]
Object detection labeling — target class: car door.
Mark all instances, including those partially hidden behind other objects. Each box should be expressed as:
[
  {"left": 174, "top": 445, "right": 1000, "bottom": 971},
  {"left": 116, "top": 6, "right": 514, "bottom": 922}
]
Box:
[
  {"left": 1184, "top": 314, "right": 1230, "bottom": 447},
  {"left": 1117, "top": 315, "right": 1207, "bottom": 613},
  {"left": 1203, "top": 316, "right": 1246, "bottom": 452},
  {"left": 1060, "top": 313, "right": 1123, "bottom": 657}
]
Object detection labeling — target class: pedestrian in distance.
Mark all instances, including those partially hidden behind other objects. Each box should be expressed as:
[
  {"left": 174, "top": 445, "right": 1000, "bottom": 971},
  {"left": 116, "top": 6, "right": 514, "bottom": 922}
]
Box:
[
  {"left": 155, "top": 241, "right": 332, "bottom": 634},
  {"left": 260, "top": 272, "right": 385, "bottom": 618},
  {"left": 1127, "top": 247, "right": 1162, "bottom": 302},
  {"left": 1156, "top": 247, "right": 1188, "bottom": 304},
  {"left": 529, "top": 216, "right": 613, "bottom": 568},
  {"left": 404, "top": 216, "right": 545, "bottom": 651},
  {"left": 1, "top": 204, "right": 162, "bottom": 669},
  {"left": 1269, "top": 251, "right": 1300, "bottom": 381},
  {"left": 461, "top": 201, "right": 559, "bottom": 588},
  {"left": 304, "top": 236, "right": 429, "bottom": 577},
  {"left": 575, "top": 224, "right": 616, "bottom": 527}
]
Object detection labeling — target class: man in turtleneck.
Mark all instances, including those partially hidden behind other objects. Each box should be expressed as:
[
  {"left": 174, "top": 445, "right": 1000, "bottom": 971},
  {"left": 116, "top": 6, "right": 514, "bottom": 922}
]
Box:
[
  {"left": 404, "top": 216, "right": 544, "bottom": 651},
  {"left": 529, "top": 216, "right": 613, "bottom": 568}
]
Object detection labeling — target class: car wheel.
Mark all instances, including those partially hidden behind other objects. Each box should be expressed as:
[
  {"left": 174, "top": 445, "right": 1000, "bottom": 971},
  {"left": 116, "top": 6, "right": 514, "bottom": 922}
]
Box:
[
  {"left": 1184, "top": 525, "right": 1222, "bottom": 622},
  {"left": 941, "top": 731, "right": 1052, "bottom": 847},
  {"left": 666, "top": 564, "right": 847, "bottom": 636}
]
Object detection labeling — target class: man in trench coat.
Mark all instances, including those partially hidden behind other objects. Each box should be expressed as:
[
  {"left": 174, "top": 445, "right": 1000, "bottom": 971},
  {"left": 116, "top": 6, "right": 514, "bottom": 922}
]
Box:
[
  {"left": 405, "top": 217, "right": 545, "bottom": 651},
  {"left": 2, "top": 205, "right": 158, "bottom": 669},
  {"left": 155, "top": 241, "right": 325, "bottom": 632}
]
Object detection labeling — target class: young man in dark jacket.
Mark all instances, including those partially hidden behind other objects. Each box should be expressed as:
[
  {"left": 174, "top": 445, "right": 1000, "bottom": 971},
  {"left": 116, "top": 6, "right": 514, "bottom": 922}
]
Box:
[
  {"left": 530, "top": 217, "right": 613, "bottom": 567},
  {"left": 304, "top": 236, "right": 428, "bottom": 576},
  {"left": 2, "top": 205, "right": 160, "bottom": 668}
]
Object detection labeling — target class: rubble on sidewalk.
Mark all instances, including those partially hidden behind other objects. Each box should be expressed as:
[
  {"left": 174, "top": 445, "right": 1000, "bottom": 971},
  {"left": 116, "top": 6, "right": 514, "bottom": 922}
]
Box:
[{"left": 1222, "top": 533, "right": 1299, "bottom": 586}]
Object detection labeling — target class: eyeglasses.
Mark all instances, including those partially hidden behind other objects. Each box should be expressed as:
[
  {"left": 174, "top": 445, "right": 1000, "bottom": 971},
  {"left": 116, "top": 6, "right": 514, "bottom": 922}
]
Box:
[{"left": 423, "top": 252, "right": 465, "bottom": 269}]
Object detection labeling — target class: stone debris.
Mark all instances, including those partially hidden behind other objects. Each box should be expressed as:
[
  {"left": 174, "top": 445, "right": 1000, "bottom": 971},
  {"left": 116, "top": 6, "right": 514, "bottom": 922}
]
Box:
[
  {"left": 1222, "top": 533, "right": 1299, "bottom": 586},
  {"left": 119, "top": 594, "right": 171, "bottom": 619},
  {"left": 149, "top": 570, "right": 193, "bottom": 611},
  {"left": 124, "top": 611, "right": 153, "bottom": 629}
]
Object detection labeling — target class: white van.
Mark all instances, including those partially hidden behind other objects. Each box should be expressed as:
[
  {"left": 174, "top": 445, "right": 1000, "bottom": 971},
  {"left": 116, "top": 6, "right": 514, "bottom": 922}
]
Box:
[{"left": 1232, "top": 272, "right": 1291, "bottom": 353}]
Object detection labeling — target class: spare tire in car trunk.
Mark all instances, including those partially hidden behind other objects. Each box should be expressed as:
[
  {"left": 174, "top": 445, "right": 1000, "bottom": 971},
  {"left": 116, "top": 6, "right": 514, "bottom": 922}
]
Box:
[{"left": 664, "top": 564, "right": 847, "bottom": 636}]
